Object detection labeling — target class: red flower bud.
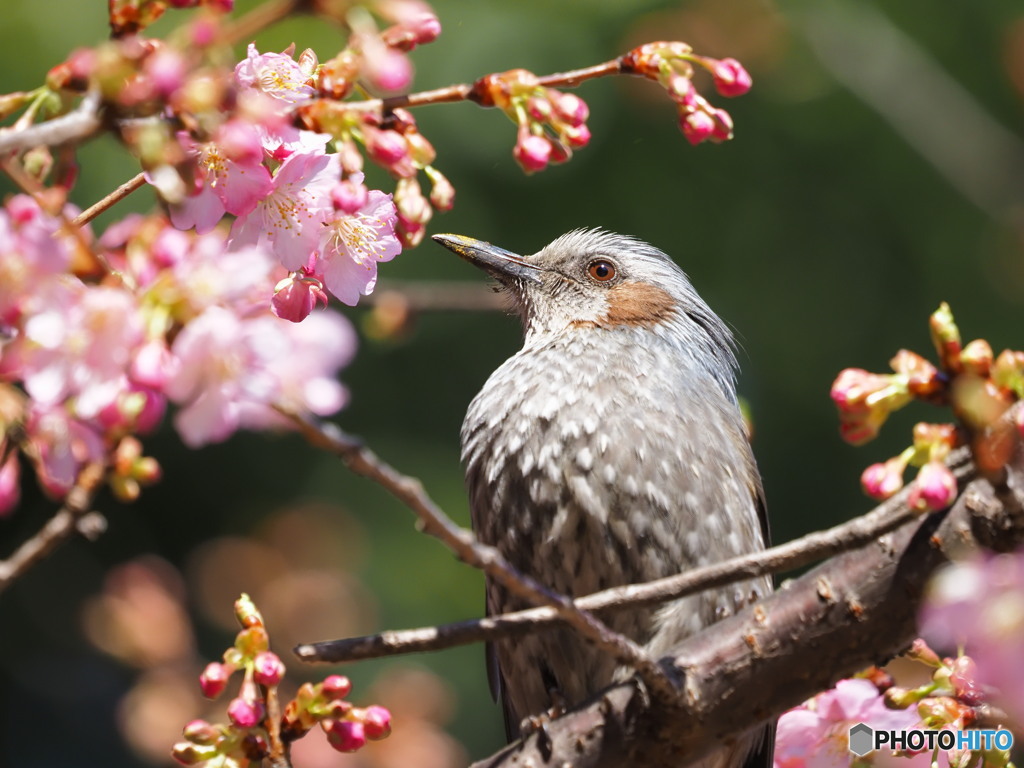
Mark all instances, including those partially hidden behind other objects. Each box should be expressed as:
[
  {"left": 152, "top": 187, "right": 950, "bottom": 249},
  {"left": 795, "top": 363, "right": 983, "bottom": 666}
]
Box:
[
  {"left": 710, "top": 57, "right": 752, "bottom": 97},
  {"left": 679, "top": 110, "right": 715, "bottom": 146},
  {"left": 907, "top": 461, "right": 957, "bottom": 512},
  {"left": 227, "top": 696, "right": 266, "bottom": 729},
  {"left": 325, "top": 719, "right": 366, "bottom": 752},
  {"left": 361, "top": 705, "right": 392, "bottom": 740},
  {"left": 199, "top": 662, "right": 231, "bottom": 699},
  {"left": 321, "top": 674, "right": 352, "bottom": 700},
  {"left": 253, "top": 651, "right": 285, "bottom": 686},
  {"left": 513, "top": 133, "right": 552, "bottom": 174}
]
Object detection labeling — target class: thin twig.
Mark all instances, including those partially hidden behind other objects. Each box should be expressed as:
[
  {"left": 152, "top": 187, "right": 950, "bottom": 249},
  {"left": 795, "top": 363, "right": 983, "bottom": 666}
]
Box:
[
  {"left": 0, "top": 462, "right": 106, "bottom": 594},
  {"left": 73, "top": 172, "right": 147, "bottom": 228},
  {"left": 347, "top": 58, "right": 626, "bottom": 114},
  {"left": 297, "top": 446, "right": 978, "bottom": 663},
  {"left": 280, "top": 408, "right": 678, "bottom": 700}
]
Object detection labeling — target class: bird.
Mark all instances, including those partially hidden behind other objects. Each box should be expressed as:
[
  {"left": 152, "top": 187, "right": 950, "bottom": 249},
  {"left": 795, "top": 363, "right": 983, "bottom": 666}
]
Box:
[{"left": 432, "top": 229, "right": 774, "bottom": 768}]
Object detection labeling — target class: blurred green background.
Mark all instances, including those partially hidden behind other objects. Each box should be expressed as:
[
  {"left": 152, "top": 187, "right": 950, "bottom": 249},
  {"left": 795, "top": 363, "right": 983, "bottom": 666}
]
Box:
[{"left": 1, "top": 0, "right": 1023, "bottom": 765}]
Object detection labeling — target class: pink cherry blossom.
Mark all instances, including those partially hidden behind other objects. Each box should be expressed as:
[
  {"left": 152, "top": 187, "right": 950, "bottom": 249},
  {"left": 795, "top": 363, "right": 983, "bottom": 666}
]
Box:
[
  {"left": 169, "top": 124, "right": 273, "bottom": 233},
  {"left": 229, "top": 151, "right": 339, "bottom": 270},
  {"left": 775, "top": 679, "right": 921, "bottom": 768},
  {"left": 25, "top": 403, "right": 105, "bottom": 498},
  {"left": 921, "top": 552, "right": 1024, "bottom": 723},
  {"left": 19, "top": 283, "right": 144, "bottom": 418},
  {"left": 317, "top": 186, "right": 401, "bottom": 306},
  {"left": 0, "top": 195, "right": 74, "bottom": 322},
  {"left": 234, "top": 43, "right": 315, "bottom": 107}
]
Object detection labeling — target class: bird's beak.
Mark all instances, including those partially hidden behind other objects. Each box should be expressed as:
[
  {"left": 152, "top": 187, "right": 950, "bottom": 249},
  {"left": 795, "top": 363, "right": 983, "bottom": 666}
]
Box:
[{"left": 432, "top": 234, "right": 543, "bottom": 286}]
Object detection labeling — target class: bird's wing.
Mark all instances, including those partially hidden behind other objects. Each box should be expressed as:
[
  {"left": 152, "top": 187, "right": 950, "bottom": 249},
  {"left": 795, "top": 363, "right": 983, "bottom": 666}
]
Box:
[{"left": 742, "top": 722, "right": 777, "bottom": 768}]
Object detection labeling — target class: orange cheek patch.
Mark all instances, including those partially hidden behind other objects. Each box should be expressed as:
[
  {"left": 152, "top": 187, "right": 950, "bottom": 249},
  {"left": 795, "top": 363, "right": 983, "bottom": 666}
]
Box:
[{"left": 597, "top": 281, "right": 678, "bottom": 328}]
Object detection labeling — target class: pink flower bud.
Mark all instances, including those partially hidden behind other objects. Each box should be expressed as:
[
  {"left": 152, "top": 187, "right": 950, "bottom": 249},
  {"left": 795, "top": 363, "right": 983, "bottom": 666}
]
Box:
[
  {"left": 679, "top": 109, "right": 715, "bottom": 146},
  {"left": 562, "top": 124, "right": 591, "bottom": 149},
  {"left": 662, "top": 73, "right": 696, "bottom": 107},
  {"left": 199, "top": 662, "right": 231, "bottom": 699},
  {"left": 331, "top": 179, "right": 369, "bottom": 214},
  {"left": 182, "top": 719, "right": 219, "bottom": 746},
  {"left": 860, "top": 459, "right": 904, "bottom": 500},
  {"left": 908, "top": 462, "right": 957, "bottom": 512},
  {"left": 514, "top": 133, "right": 552, "bottom": 174},
  {"left": 361, "top": 705, "right": 392, "bottom": 740},
  {"left": 708, "top": 108, "right": 734, "bottom": 143},
  {"left": 326, "top": 720, "right": 366, "bottom": 752},
  {"left": 272, "top": 276, "right": 325, "bottom": 323},
  {"left": 552, "top": 92, "right": 589, "bottom": 127},
  {"left": 364, "top": 126, "right": 409, "bottom": 167},
  {"left": 0, "top": 454, "right": 20, "bottom": 518},
  {"left": 428, "top": 171, "right": 455, "bottom": 211},
  {"left": 949, "top": 655, "right": 983, "bottom": 705},
  {"left": 227, "top": 696, "right": 266, "bottom": 728},
  {"left": 321, "top": 674, "right": 352, "bottom": 700},
  {"left": 253, "top": 651, "right": 285, "bottom": 687},
  {"left": 526, "top": 95, "right": 552, "bottom": 121},
  {"left": 363, "top": 45, "right": 413, "bottom": 93},
  {"left": 711, "top": 58, "right": 752, "bottom": 97},
  {"left": 409, "top": 13, "right": 441, "bottom": 45}
]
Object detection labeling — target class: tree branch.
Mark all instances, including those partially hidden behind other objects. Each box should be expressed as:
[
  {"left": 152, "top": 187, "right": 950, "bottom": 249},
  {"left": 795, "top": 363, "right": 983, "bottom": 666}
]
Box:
[
  {"left": 465, "top": 449, "right": 1024, "bottom": 768},
  {"left": 0, "top": 462, "right": 107, "bottom": 595},
  {"left": 280, "top": 408, "right": 677, "bottom": 699},
  {"left": 0, "top": 91, "right": 102, "bottom": 155},
  {"left": 296, "top": 445, "right": 976, "bottom": 663}
]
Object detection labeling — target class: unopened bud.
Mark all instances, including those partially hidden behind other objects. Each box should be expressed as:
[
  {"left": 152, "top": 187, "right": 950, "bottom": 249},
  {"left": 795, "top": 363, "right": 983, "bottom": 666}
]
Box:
[
  {"left": 960, "top": 339, "right": 993, "bottom": 377},
  {"left": 234, "top": 593, "right": 264, "bottom": 629},
  {"left": 325, "top": 719, "right": 366, "bottom": 752},
  {"left": 199, "top": 662, "right": 231, "bottom": 699},
  {"left": 929, "top": 302, "right": 962, "bottom": 373},
  {"left": 710, "top": 57, "right": 753, "bottom": 97},
  {"left": 253, "top": 651, "right": 285, "bottom": 687},
  {"left": 908, "top": 461, "right": 957, "bottom": 512},
  {"left": 679, "top": 109, "right": 715, "bottom": 146},
  {"left": 321, "top": 675, "right": 352, "bottom": 700},
  {"left": 183, "top": 719, "right": 219, "bottom": 746},
  {"left": 361, "top": 705, "right": 392, "bottom": 740},
  {"left": 228, "top": 696, "right": 266, "bottom": 729}
]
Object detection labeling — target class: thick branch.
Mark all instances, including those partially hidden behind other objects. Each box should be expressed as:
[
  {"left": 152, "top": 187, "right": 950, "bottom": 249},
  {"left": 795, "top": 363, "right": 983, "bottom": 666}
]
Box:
[
  {"left": 467, "top": 451, "right": 1024, "bottom": 768},
  {"left": 298, "top": 447, "right": 975, "bottom": 663},
  {"left": 0, "top": 91, "right": 101, "bottom": 154}
]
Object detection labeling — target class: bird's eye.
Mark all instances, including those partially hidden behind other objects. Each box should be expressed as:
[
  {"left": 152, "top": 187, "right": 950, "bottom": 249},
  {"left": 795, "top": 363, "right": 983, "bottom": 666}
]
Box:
[{"left": 587, "top": 260, "right": 616, "bottom": 282}]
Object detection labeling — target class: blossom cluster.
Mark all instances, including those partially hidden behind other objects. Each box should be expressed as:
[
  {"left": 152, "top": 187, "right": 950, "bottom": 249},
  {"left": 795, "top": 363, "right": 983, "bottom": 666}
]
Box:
[
  {"left": 174, "top": 594, "right": 392, "bottom": 766},
  {"left": 921, "top": 551, "right": 1024, "bottom": 726},
  {"left": 831, "top": 303, "right": 1024, "bottom": 510},
  {"left": 0, "top": 195, "right": 356, "bottom": 512},
  {"left": 622, "top": 42, "right": 752, "bottom": 145},
  {"left": 775, "top": 643, "right": 1014, "bottom": 768}
]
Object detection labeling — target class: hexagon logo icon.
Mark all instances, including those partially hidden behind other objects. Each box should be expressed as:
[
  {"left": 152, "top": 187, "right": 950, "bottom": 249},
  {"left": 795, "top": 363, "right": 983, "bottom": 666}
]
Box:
[{"left": 848, "top": 722, "right": 874, "bottom": 756}]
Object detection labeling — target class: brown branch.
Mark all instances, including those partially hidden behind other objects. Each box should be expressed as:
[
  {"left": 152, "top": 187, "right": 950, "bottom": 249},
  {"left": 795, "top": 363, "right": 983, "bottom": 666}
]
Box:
[
  {"left": 467, "top": 449, "right": 1024, "bottom": 768},
  {"left": 351, "top": 58, "right": 628, "bottom": 113},
  {"left": 0, "top": 462, "right": 106, "bottom": 594},
  {"left": 296, "top": 446, "right": 977, "bottom": 664},
  {"left": 72, "top": 171, "right": 147, "bottom": 228},
  {"left": 0, "top": 91, "right": 102, "bottom": 155},
  {"left": 280, "top": 408, "right": 677, "bottom": 700}
]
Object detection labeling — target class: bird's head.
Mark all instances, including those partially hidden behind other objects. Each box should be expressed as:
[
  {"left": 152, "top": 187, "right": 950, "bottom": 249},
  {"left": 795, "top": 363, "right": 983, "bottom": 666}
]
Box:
[{"left": 433, "top": 229, "right": 739, "bottom": 393}]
